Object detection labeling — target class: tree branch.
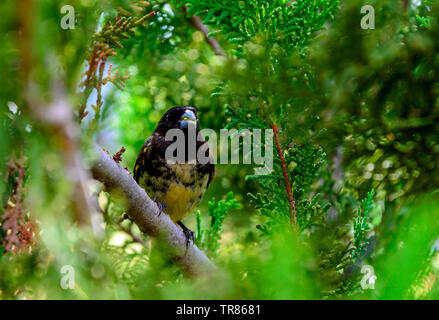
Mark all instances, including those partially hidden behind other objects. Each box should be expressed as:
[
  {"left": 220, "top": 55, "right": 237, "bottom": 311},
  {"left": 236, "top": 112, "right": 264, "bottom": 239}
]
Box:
[
  {"left": 271, "top": 123, "right": 297, "bottom": 231},
  {"left": 90, "top": 146, "right": 217, "bottom": 277},
  {"left": 25, "top": 83, "right": 104, "bottom": 237},
  {"left": 17, "top": 0, "right": 103, "bottom": 236},
  {"left": 183, "top": 5, "right": 226, "bottom": 57}
]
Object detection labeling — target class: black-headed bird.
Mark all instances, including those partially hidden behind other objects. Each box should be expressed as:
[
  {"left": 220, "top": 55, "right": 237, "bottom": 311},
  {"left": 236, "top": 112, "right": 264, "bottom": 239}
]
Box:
[{"left": 133, "top": 106, "right": 214, "bottom": 244}]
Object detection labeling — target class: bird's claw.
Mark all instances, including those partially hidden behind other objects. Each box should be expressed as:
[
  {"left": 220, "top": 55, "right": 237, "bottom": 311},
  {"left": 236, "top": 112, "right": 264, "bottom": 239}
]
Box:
[
  {"left": 177, "top": 221, "right": 195, "bottom": 248},
  {"left": 183, "top": 228, "right": 195, "bottom": 247},
  {"left": 153, "top": 196, "right": 167, "bottom": 216}
]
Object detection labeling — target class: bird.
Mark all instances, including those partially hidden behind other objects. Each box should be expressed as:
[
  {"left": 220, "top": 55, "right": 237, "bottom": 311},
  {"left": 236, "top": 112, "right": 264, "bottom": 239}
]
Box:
[{"left": 133, "top": 106, "right": 215, "bottom": 245}]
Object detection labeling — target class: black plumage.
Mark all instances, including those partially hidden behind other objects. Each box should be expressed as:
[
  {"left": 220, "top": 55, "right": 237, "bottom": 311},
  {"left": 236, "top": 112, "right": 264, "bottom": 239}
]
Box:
[{"left": 133, "top": 106, "right": 214, "bottom": 243}]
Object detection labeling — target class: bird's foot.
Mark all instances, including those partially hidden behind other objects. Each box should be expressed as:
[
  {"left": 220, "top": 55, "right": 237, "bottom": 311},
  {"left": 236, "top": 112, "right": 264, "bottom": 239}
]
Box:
[
  {"left": 177, "top": 221, "right": 195, "bottom": 248},
  {"left": 153, "top": 196, "right": 167, "bottom": 216}
]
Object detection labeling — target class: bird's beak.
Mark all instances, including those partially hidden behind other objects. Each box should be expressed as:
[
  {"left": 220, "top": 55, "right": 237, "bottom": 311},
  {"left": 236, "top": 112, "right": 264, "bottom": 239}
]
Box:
[{"left": 179, "top": 110, "right": 197, "bottom": 129}]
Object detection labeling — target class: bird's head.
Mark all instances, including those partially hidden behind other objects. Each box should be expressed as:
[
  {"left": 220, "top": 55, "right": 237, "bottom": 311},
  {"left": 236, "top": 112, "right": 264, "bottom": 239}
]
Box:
[{"left": 154, "top": 106, "right": 199, "bottom": 135}]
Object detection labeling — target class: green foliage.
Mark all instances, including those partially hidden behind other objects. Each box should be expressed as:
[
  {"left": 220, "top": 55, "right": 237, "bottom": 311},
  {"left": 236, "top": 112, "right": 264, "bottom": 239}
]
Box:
[
  {"left": 110, "top": 245, "right": 150, "bottom": 283},
  {"left": 94, "top": 11, "right": 154, "bottom": 49},
  {"left": 351, "top": 190, "right": 374, "bottom": 260},
  {"left": 1, "top": 0, "right": 439, "bottom": 301},
  {"left": 181, "top": 0, "right": 338, "bottom": 51},
  {"left": 224, "top": 104, "right": 268, "bottom": 130},
  {"left": 309, "top": 0, "right": 439, "bottom": 200},
  {"left": 248, "top": 143, "right": 328, "bottom": 234},
  {"left": 196, "top": 192, "right": 240, "bottom": 255},
  {"left": 416, "top": 0, "right": 432, "bottom": 29},
  {"left": 375, "top": 200, "right": 439, "bottom": 299}
]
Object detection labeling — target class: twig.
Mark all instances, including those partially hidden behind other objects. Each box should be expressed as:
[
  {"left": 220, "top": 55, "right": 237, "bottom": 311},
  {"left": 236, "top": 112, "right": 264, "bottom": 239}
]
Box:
[
  {"left": 113, "top": 146, "right": 126, "bottom": 164},
  {"left": 1, "top": 156, "right": 36, "bottom": 253},
  {"left": 271, "top": 123, "right": 297, "bottom": 230},
  {"left": 182, "top": 5, "right": 226, "bottom": 57},
  {"left": 80, "top": 10, "right": 154, "bottom": 122},
  {"left": 93, "top": 190, "right": 143, "bottom": 245},
  {"left": 91, "top": 146, "right": 217, "bottom": 277},
  {"left": 117, "top": 223, "right": 145, "bottom": 245}
]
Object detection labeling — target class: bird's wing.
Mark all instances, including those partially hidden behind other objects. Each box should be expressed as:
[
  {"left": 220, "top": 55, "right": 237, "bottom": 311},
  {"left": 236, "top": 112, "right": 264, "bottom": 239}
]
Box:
[
  {"left": 205, "top": 144, "right": 215, "bottom": 188},
  {"left": 133, "top": 136, "right": 152, "bottom": 183},
  {"left": 207, "top": 164, "right": 215, "bottom": 188}
]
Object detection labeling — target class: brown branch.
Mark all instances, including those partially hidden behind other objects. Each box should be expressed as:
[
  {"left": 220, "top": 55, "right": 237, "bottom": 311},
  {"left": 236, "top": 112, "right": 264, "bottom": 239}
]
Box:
[
  {"left": 17, "top": 0, "right": 103, "bottom": 236},
  {"left": 80, "top": 10, "right": 154, "bottom": 122},
  {"left": 90, "top": 146, "right": 217, "bottom": 277},
  {"left": 25, "top": 84, "right": 104, "bottom": 237},
  {"left": 183, "top": 5, "right": 226, "bottom": 57},
  {"left": 1, "top": 157, "right": 36, "bottom": 253},
  {"left": 112, "top": 146, "right": 126, "bottom": 164},
  {"left": 271, "top": 123, "right": 297, "bottom": 230}
]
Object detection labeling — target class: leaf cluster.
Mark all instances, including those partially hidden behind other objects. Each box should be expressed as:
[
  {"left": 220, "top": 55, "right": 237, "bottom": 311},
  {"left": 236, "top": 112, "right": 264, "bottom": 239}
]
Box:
[
  {"left": 196, "top": 192, "right": 240, "bottom": 256},
  {"left": 180, "top": 0, "right": 338, "bottom": 51}
]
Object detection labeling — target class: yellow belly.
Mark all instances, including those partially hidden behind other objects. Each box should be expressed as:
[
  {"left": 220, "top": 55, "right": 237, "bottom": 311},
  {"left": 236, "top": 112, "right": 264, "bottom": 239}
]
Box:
[
  {"left": 138, "top": 162, "right": 210, "bottom": 222},
  {"left": 158, "top": 182, "right": 195, "bottom": 222}
]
